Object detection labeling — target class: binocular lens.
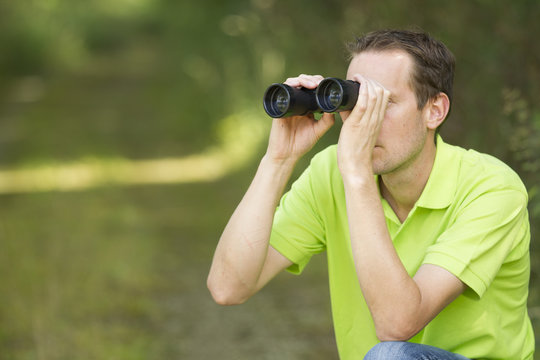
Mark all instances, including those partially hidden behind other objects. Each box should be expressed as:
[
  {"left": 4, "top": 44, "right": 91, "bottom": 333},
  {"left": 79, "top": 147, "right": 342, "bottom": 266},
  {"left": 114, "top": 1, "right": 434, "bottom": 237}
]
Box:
[
  {"left": 316, "top": 78, "right": 359, "bottom": 113},
  {"left": 263, "top": 83, "right": 320, "bottom": 118},
  {"left": 271, "top": 87, "right": 290, "bottom": 115},
  {"left": 263, "top": 84, "right": 291, "bottom": 118},
  {"left": 327, "top": 83, "right": 343, "bottom": 108}
]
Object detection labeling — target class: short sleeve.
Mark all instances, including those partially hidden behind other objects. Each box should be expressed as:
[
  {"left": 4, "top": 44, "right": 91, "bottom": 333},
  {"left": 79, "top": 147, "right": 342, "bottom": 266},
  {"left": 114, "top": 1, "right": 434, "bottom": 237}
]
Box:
[
  {"left": 423, "top": 188, "right": 529, "bottom": 298},
  {"left": 270, "top": 164, "right": 326, "bottom": 275}
]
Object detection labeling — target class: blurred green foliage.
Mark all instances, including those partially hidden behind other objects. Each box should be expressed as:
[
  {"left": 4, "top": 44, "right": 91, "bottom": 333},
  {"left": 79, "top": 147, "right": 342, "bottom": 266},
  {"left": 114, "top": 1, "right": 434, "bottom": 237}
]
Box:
[{"left": 0, "top": 0, "right": 539, "bottom": 358}]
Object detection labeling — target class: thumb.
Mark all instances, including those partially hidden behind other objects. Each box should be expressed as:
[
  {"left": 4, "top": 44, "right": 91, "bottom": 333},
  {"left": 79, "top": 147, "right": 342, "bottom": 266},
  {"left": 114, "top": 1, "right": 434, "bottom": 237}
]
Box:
[{"left": 314, "top": 113, "right": 335, "bottom": 138}]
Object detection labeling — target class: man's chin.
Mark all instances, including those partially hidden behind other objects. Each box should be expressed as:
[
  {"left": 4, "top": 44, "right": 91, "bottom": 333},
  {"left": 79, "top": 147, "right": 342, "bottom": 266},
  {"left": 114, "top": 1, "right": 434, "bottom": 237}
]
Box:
[{"left": 371, "top": 149, "right": 386, "bottom": 175}]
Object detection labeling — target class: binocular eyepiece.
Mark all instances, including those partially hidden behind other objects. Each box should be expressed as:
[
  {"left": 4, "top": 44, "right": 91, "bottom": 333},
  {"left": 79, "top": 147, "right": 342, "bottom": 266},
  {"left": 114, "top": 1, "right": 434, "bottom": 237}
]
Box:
[{"left": 263, "top": 78, "right": 360, "bottom": 118}]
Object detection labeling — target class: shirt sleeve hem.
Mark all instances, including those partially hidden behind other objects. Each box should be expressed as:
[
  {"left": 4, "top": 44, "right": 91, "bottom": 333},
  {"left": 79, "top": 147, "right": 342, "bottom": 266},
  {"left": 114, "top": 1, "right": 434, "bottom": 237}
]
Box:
[
  {"left": 270, "top": 236, "right": 310, "bottom": 275},
  {"left": 422, "top": 251, "right": 488, "bottom": 298}
]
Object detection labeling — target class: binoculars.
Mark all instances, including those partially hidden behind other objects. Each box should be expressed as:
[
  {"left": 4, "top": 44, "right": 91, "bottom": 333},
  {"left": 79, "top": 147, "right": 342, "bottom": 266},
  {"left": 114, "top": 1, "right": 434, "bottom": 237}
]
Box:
[{"left": 263, "top": 78, "right": 360, "bottom": 118}]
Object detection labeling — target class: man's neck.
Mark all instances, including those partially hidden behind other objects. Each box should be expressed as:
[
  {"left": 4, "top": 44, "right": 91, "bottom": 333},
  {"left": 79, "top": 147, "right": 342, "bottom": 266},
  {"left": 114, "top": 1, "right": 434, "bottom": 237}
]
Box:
[{"left": 379, "top": 138, "right": 437, "bottom": 223}]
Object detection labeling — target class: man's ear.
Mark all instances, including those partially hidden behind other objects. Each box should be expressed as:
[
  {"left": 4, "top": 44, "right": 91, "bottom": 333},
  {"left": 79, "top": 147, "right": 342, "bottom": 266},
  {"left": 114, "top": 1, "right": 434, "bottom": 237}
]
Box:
[{"left": 425, "top": 93, "right": 450, "bottom": 130}]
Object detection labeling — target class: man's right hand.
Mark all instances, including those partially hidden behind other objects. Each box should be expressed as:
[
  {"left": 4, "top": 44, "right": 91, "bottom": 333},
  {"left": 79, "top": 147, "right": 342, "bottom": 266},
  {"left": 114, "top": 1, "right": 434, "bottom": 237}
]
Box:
[{"left": 265, "top": 74, "right": 335, "bottom": 164}]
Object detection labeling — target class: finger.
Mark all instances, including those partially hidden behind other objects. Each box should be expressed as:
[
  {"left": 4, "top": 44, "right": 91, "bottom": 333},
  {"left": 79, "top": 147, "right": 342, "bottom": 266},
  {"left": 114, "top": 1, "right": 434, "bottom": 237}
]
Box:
[
  {"left": 348, "top": 75, "right": 369, "bottom": 120},
  {"left": 284, "top": 77, "right": 302, "bottom": 88},
  {"left": 376, "top": 89, "right": 391, "bottom": 122},
  {"left": 365, "top": 79, "right": 379, "bottom": 122},
  {"left": 353, "top": 77, "right": 376, "bottom": 122},
  {"left": 299, "top": 74, "right": 324, "bottom": 82},
  {"left": 284, "top": 74, "right": 324, "bottom": 89},
  {"left": 314, "top": 113, "right": 336, "bottom": 138},
  {"left": 372, "top": 83, "right": 385, "bottom": 122},
  {"left": 297, "top": 74, "right": 324, "bottom": 89},
  {"left": 382, "top": 89, "right": 391, "bottom": 109},
  {"left": 371, "top": 81, "right": 391, "bottom": 122},
  {"left": 338, "top": 110, "right": 351, "bottom": 122}
]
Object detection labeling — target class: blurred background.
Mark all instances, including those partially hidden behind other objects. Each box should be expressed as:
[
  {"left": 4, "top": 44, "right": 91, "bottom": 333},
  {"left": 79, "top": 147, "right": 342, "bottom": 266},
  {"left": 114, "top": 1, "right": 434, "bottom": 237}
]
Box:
[{"left": 0, "top": 0, "right": 538, "bottom": 359}]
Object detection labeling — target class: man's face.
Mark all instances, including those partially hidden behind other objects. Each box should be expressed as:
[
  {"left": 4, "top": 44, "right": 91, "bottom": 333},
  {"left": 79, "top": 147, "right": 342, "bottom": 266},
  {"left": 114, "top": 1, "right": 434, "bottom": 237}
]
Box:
[{"left": 344, "top": 50, "right": 431, "bottom": 176}]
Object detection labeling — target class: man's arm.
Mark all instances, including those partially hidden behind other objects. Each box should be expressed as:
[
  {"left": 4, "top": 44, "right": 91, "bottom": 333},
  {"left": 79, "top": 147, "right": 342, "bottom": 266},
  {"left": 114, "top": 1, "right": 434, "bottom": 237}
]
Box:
[
  {"left": 342, "top": 174, "right": 466, "bottom": 340},
  {"left": 207, "top": 156, "right": 296, "bottom": 305},
  {"left": 337, "top": 74, "right": 466, "bottom": 341},
  {"left": 207, "top": 75, "right": 335, "bottom": 305}
]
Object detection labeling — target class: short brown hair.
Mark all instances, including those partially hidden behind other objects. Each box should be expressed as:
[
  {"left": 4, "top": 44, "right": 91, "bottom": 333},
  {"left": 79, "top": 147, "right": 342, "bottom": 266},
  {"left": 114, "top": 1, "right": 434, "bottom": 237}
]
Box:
[{"left": 347, "top": 29, "right": 455, "bottom": 112}]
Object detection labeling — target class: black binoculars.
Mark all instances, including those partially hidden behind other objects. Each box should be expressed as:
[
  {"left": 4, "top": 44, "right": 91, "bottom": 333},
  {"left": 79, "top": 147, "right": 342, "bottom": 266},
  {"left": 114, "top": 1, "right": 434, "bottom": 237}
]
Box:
[{"left": 263, "top": 78, "right": 360, "bottom": 118}]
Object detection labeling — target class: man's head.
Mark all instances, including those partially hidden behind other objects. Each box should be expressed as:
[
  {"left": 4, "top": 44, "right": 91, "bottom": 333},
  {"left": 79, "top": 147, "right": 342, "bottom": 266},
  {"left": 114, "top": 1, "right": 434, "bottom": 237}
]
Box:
[
  {"left": 343, "top": 29, "right": 454, "bottom": 176},
  {"left": 346, "top": 29, "right": 455, "bottom": 115}
]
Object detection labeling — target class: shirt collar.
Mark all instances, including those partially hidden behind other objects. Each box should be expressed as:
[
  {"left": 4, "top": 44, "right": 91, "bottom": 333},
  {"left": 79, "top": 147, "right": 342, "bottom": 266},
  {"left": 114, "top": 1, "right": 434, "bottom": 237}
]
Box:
[{"left": 415, "top": 135, "right": 459, "bottom": 209}]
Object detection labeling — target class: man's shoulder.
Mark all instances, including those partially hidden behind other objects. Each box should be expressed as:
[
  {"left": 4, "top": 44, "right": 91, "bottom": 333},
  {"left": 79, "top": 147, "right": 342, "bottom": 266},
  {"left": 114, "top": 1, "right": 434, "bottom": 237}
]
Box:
[
  {"left": 298, "top": 145, "right": 344, "bottom": 200},
  {"left": 311, "top": 144, "right": 338, "bottom": 163},
  {"left": 443, "top": 140, "right": 527, "bottom": 197},
  {"left": 306, "top": 145, "right": 339, "bottom": 176}
]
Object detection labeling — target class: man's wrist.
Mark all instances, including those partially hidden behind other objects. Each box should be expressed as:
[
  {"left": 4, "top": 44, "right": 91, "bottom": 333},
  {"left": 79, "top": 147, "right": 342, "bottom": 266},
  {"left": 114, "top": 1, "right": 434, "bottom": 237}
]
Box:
[
  {"left": 341, "top": 167, "right": 375, "bottom": 190},
  {"left": 258, "top": 154, "right": 298, "bottom": 187},
  {"left": 261, "top": 153, "right": 299, "bottom": 172}
]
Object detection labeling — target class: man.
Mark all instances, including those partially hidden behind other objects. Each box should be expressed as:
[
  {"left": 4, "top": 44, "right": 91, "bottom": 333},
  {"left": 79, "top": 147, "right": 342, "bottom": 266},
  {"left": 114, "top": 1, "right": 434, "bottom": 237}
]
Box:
[{"left": 207, "top": 29, "right": 535, "bottom": 359}]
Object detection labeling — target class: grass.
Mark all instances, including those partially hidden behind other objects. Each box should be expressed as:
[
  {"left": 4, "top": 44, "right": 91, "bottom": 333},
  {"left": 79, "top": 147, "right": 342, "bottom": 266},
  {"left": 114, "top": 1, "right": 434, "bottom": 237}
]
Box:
[{"left": 0, "top": 169, "right": 338, "bottom": 359}]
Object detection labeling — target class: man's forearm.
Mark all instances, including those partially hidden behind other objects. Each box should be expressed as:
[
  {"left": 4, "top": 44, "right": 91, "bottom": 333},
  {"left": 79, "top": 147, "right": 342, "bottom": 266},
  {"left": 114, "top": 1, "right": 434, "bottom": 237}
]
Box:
[
  {"left": 342, "top": 175, "right": 423, "bottom": 340},
  {"left": 207, "top": 155, "right": 296, "bottom": 304}
]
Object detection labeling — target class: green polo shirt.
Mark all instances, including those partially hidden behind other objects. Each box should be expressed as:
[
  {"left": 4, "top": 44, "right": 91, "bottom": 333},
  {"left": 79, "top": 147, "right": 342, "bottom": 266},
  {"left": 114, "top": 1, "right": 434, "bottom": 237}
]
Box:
[{"left": 270, "top": 136, "right": 534, "bottom": 360}]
